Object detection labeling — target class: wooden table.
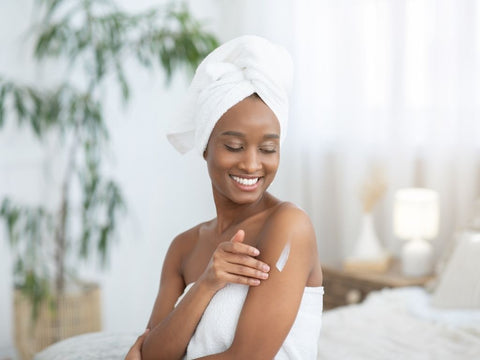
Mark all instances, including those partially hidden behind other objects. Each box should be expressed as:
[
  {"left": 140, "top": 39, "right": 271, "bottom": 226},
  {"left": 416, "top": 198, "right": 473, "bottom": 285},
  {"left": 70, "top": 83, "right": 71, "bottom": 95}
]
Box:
[{"left": 322, "top": 259, "right": 435, "bottom": 310}]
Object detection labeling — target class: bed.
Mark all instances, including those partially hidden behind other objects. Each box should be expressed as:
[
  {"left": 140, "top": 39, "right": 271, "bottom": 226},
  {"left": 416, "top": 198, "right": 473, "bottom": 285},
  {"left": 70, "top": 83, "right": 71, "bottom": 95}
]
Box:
[
  {"left": 35, "top": 234, "right": 480, "bottom": 360},
  {"left": 318, "top": 286, "right": 480, "bottom": 359},
  {"left": 319, "top": 232, "right": 480, "bottom": 360},
  {"left": 33, "top": 287, "right": 480, "bottom": 360}
]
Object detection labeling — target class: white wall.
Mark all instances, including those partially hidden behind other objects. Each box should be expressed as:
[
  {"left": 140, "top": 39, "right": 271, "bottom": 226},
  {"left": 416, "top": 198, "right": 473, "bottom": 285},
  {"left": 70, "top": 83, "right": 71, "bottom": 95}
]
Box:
[
  {"left": 0, "top": 0, "right": 220, "bottom": 355},
  {"left": 0, "top": 1, "right": 54, "bottom": 357},
  {"left": 0, "top": 0, "right": 297, "bottom": 355}
]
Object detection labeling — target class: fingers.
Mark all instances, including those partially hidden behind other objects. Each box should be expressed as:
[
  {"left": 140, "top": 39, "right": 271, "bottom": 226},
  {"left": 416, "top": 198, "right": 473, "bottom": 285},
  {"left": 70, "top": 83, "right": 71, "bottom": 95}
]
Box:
[
  {"left": 223, "top": 273, "right": 263, "bottom": 286},
  {"left": 229, "top": 263, "right": 269, "bottom": 281},
  {"left": 219, "top": 242, "right": 269, "bottom": 273},
  {"left": 224, "top": 238, "right": 260, "bottom": 257},
  {"left": 230, "top": 229, "right": 245, "bottom": 243},
  {"left": 224, "top": 255, "right": 269, "bottom": 283},
  {"left": 203, "top": 229, "right": 271, "bottom": 290},
  {"left": 125, "top": 329, "right": 149, "bottom": 360},
  {"left": 223, "top": 252, "right": 270, "bottom": 273},
  {"left": 215, "top": 243, "right": 270, "bottom": 286},
  {"left": 135, "top": 328, "right": 150, "bottom": 346}
]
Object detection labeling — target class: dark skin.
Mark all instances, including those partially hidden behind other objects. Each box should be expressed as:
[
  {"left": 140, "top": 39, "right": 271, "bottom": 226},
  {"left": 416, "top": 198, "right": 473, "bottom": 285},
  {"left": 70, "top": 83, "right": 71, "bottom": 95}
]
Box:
[{"left": 126, "top": 95, "right": 323, "bottom": 360}]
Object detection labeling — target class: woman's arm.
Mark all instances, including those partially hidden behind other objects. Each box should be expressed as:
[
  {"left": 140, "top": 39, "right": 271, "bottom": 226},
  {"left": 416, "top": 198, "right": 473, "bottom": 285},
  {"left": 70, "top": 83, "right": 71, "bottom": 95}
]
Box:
[
  {"left": 141, "top": 229, "right": 271, "bottom": 360},
  {"left": 125, "top": 329, "right": 150, "bottom": 360},
  {"left": 196, "top": 204, "right": 320, "bottom": 360}
]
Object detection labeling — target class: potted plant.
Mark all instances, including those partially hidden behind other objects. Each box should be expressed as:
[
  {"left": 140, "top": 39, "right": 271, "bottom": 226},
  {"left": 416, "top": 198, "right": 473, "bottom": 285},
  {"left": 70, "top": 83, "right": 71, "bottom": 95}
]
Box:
[{"left": 0, "top": 0, "right": 218, "bottom": 358}]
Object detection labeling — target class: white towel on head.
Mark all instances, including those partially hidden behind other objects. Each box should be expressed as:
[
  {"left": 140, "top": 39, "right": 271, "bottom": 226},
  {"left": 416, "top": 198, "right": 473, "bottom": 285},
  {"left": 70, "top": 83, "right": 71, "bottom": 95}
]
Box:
[{"left": 166, "top": 35, "right": 293, "bottom": 155}]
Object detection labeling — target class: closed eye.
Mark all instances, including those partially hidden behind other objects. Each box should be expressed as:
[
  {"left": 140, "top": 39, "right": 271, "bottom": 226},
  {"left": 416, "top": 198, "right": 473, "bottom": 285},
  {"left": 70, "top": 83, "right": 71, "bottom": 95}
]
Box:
[
  {"left": 225, "top": 144, "right": 243, "bottom": 152},
  {"left": 260, "top": 147, "right": 277, "bottom": 154},
  {"left": 261, "top": 149, "right": 276, "bottom": 154}
]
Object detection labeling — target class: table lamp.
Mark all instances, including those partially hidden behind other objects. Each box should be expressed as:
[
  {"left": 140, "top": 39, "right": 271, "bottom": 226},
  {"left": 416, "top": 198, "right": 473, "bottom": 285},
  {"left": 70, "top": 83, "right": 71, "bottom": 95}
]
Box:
[{"left": 393, "top": 188, "right": 439, "bottom": 277}]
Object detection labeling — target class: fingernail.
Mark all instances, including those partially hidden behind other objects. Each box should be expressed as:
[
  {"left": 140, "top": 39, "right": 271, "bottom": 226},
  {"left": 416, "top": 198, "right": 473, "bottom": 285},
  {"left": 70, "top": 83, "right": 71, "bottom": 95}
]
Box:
[
  {"left": 263, "top": 264, "right": 270, "bottom": 272},
  {"left": 253, "top": 248, "right": 260, "bottom": 256}
]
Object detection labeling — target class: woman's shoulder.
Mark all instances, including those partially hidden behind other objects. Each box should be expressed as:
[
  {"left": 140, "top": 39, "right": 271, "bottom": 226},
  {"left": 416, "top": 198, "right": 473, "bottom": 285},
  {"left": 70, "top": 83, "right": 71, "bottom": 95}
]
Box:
[
  {"left": 257, "top": 201, "right": 321, "bottom": 284},
  {"left": 268, "top": 201, "right": 314, "bottom": 230},
  {"left": 259, "top": 201, "right": 315, "bottom": 248},
  {"left": 168, "top": 220, "right": 213, "bottom": 254}
]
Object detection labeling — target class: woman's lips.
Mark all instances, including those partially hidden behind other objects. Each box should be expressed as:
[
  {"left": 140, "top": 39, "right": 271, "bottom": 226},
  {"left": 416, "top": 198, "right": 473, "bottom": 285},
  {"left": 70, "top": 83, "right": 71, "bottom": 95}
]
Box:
[{"left": 230, "top": 175, "right": 262, "bottom": 191}]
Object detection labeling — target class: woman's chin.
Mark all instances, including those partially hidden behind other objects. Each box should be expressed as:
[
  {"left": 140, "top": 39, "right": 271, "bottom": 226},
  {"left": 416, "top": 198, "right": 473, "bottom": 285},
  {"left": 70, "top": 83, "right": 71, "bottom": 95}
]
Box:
[{"left": 227, "top": 189, "right": 265, "bottom": 205}]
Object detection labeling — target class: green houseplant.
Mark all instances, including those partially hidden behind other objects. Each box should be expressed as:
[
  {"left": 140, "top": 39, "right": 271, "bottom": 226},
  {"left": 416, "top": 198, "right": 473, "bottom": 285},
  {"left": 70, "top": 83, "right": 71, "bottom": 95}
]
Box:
[{"left": 0, "top": 0, "right": 217, "bottom": 357}]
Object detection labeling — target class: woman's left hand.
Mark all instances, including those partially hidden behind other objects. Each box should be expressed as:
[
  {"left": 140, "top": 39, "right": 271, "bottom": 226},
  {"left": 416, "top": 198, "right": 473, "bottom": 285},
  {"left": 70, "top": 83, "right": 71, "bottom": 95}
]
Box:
[{"left": 125, "top": 328, "right": 150, "bottom": 360}]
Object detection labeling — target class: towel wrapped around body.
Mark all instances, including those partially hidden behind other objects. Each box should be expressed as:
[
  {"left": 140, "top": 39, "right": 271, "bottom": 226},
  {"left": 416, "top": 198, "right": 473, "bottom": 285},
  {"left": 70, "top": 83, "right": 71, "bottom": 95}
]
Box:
[{"left": 176, "top": 283, "right": 324, "bottom": 360}]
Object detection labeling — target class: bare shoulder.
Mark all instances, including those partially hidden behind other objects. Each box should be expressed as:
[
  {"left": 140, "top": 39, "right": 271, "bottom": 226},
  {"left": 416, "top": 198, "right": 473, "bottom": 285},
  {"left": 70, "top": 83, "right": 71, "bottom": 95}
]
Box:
[
  {"left": 160, "top": 220, "right": 212, "bottom": 282},
  {"left": 255, "top": 201, "right": 317, "bottom": 269},
  {"left": 167, "top": 220, "right": 209, "bottom": 255},
  {"left": 261, "top": 202, "right": 315, "bottom": 245},
  {"left": 269, "top": 202, "right": 313, "bottom": 226}
]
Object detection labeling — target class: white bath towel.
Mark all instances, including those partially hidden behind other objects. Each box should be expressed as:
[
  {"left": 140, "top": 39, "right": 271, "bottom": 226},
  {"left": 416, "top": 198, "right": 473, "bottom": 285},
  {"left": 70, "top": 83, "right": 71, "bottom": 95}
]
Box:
[
  {"left": 176, "top": 283, "right": 324, "bottom": 359},
  {"left": 166, "top": 35, "right": 293, "bottom": 155}
]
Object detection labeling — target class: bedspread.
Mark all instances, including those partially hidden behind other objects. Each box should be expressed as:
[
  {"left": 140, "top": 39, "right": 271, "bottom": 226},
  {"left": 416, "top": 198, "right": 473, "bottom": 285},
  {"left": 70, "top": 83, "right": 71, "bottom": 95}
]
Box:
[{"left": 318, "top": 287, "right": 480, "bottom": 360}]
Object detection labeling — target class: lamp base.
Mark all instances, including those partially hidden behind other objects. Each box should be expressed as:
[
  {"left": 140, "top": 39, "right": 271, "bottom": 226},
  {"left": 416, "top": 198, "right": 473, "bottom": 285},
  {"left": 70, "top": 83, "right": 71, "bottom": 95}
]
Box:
[{"left": 401, "top": 238, "right": 434, "bottom": 277}]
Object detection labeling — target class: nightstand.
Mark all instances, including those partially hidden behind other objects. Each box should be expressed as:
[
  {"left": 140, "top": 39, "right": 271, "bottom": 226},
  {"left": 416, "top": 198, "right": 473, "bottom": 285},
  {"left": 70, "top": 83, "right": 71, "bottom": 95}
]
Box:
[{"left": 322, "top": 259, "right": 434, "bottom": 310}]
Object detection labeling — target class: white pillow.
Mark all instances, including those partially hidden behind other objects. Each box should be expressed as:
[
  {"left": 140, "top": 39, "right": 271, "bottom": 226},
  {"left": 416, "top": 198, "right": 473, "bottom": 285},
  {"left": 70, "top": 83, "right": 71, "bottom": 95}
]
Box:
[{"left": 431, "top": 232, "right": 480, "bottom": 308}]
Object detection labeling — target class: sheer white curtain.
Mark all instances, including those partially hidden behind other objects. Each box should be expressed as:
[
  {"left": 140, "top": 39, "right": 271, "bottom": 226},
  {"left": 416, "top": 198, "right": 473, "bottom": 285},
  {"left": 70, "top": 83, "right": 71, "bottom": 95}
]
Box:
[
  {"left": 216, "top": 0, "right": 480, "bottom": 264},
  {"left": 283, "top": 0, "right": 480, "bottom": 264}
]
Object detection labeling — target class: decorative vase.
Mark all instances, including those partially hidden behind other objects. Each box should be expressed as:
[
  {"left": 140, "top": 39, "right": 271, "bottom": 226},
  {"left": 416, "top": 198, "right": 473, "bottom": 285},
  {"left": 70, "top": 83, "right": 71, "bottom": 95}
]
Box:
[
  {"left": 352, "top": 213, "right": 385, "bottom": 259},
  {"left": 343, "top": 212, "right": 391, "bottom": 272}
]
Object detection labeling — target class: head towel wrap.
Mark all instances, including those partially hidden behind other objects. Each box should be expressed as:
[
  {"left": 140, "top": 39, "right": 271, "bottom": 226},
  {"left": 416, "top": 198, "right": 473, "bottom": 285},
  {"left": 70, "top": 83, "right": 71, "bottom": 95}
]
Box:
[{"left": 166, "top": 35, "right": 293, "bottom": 155}]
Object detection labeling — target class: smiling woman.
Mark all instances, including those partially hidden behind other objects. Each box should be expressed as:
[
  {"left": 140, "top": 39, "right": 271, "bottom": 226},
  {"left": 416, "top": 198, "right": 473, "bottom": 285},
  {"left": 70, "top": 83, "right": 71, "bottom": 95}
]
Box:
[
  {"left": 126, "top": 35, "right": 324, "bottom": 360},
  {"left": 204, "top": 95, "right": 280, "bottom": 205}
]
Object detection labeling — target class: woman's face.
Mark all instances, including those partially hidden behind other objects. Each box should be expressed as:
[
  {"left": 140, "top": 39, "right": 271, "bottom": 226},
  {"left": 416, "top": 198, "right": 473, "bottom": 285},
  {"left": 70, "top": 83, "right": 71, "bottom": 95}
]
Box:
[{"left": 204, "top": 95, "right": 280, "bottom": 205}]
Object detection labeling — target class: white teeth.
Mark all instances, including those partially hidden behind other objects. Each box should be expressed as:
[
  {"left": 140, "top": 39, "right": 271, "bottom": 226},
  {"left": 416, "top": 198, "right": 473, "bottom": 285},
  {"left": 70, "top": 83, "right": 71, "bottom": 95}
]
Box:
[{"left": 231, "top": 176, "right": 259, "bottom": 186}]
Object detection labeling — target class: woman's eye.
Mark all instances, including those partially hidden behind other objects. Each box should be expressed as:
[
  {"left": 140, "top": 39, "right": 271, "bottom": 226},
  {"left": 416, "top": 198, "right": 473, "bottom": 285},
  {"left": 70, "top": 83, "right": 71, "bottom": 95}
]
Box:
[
  {"left": 260, "top": 147, "right": 277, "bottom": 153},
  {"left": 225, "top": 144, "right": 242, "bottom": 152}
]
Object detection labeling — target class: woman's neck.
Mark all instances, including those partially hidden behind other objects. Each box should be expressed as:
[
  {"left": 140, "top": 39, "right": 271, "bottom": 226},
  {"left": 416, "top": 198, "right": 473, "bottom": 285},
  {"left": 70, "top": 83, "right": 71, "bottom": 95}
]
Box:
[{"left": 212, "top": 191, "right": 276, "bottom": 234}]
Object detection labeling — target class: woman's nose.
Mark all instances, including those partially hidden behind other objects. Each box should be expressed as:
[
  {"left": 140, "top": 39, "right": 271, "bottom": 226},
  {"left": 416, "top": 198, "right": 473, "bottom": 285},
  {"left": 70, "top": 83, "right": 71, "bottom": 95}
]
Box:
[{"left": 239, "top": 148, "right": 261, "bottom": 173}]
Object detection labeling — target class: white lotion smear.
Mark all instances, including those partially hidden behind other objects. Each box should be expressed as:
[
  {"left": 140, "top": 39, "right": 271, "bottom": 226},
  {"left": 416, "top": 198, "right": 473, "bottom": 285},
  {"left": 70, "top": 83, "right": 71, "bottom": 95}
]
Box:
[{"left": 275, "top": 242, "right": 291, "bottom": 272}]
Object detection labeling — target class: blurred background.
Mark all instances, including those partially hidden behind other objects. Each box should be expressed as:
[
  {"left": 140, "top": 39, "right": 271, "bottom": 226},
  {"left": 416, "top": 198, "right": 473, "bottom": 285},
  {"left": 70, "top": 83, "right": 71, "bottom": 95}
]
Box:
[{"left": 0, "top": 0, "right": 479, "bottom": 358}]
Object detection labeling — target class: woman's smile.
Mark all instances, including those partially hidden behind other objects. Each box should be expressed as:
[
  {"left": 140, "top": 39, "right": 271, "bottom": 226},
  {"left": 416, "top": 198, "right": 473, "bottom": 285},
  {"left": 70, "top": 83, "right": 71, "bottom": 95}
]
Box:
[
  {"left": 230, "top": 175, "right": 262, "bottom": 191},
  {"left": 204, "top": 94, "right": 280, "bottom": 205}
]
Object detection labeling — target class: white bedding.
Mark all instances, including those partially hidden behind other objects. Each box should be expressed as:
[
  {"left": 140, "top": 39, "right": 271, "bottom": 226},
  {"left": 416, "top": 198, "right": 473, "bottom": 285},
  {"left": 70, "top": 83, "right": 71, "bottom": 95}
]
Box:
[
  {"left": 34, "top": 332, "right": 136, "bottom": 360},
  {"left": 318, "top": 287, "right": 480, "bottom": 360},
  {"left": 34, "top": 287, "right": 480, "bottom": 360}
]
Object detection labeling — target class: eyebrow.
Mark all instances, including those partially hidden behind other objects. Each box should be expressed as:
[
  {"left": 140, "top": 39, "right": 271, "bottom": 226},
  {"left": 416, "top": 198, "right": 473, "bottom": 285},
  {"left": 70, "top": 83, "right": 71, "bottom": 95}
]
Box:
[{"left": 220, "top": 131, "right": 280, "bottom": 139}]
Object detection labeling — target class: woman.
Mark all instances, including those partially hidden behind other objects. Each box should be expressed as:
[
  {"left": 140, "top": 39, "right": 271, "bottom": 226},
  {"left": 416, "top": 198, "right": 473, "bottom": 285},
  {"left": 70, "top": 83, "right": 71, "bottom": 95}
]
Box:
[{"left": 127, "top": 35, "right": 323, "bottom": 360}]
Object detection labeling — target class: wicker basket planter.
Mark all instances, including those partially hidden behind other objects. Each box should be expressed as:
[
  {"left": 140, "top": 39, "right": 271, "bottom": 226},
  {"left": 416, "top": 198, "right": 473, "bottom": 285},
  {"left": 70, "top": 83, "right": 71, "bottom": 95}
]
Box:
[{"left": 14, "top": 282, "right": 101, "bottom": 360}]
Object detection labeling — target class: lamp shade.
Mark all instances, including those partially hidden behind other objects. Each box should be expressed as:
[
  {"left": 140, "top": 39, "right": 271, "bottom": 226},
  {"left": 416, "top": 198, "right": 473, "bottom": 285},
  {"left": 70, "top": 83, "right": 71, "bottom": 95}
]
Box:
[{"left": 393, "top": 188, "right": 439, "bottom": 240}]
